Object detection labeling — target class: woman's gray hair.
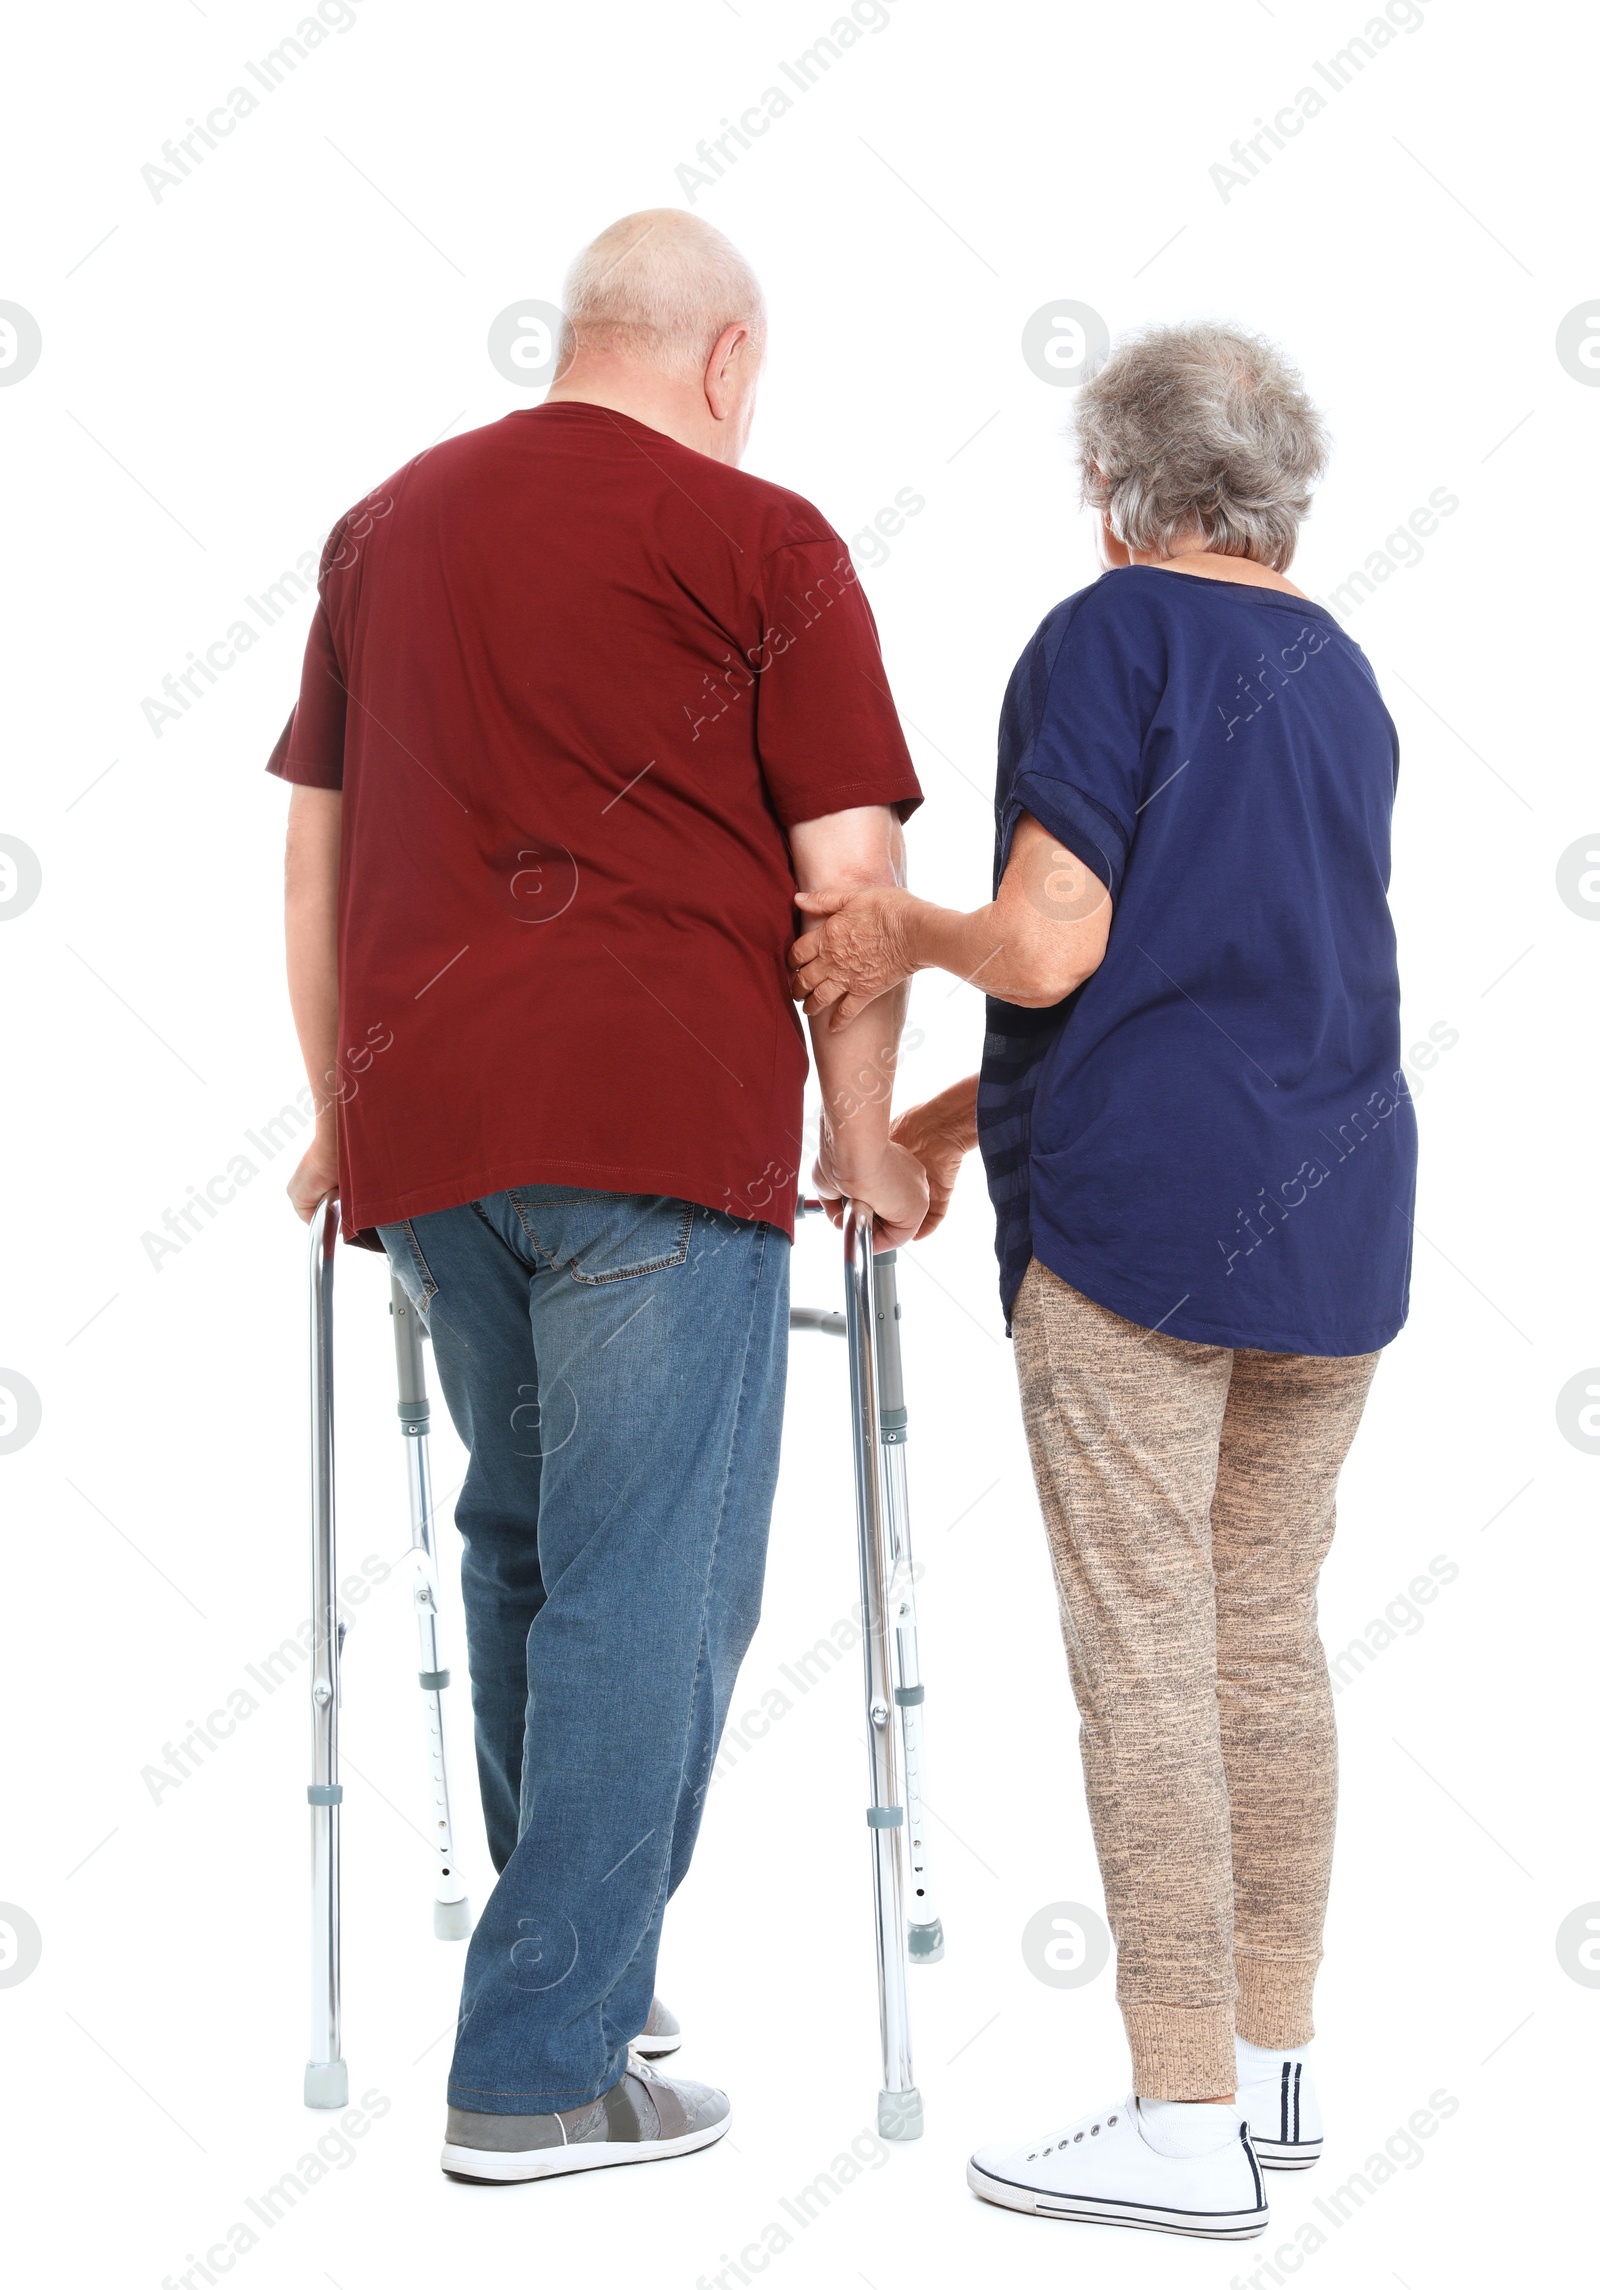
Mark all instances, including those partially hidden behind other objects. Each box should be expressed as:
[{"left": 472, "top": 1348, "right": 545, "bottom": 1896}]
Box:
[{"left": 1073, "top": 322, "right": 1329, "bottom": 571}]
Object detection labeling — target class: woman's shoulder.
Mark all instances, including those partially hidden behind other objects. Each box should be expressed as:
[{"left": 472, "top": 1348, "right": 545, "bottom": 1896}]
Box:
[{"left": 1015, "top": 572, "right": 1180, "bottom": 694}]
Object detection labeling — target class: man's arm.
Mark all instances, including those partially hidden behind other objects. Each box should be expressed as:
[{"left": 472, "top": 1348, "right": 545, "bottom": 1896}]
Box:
[
  {"left": 787, "top": 805, "right": 928, "bottom": 1249},
  {"left": 283, "top": 784, "right": 342, "bottom": 1221}
]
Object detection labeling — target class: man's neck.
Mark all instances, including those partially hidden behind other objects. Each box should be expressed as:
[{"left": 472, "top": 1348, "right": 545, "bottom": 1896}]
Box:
[{"left": 544, "top": 358, "right": 720, "bottom": 461}]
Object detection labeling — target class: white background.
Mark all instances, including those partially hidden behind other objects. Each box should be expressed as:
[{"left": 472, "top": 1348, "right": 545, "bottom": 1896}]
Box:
[{"left": 2, "top": 1, "right": 1595, "bottom": 2283}]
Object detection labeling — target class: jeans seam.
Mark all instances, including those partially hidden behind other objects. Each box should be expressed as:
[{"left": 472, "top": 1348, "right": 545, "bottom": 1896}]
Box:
[
  {"left": 504, "top": 1189, "right": 553, "bottom": 1262},
  {"left": 399, "top": 1218, "right": 439, "bottom": 1301},
  {"left": 594, "top": 1212, "right": 770, "bottom": 2073}
]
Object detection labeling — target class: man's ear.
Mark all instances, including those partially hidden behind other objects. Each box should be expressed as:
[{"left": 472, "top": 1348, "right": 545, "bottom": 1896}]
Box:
[{"left": 703, "top": 321, "right": 757, "bottom": 423}]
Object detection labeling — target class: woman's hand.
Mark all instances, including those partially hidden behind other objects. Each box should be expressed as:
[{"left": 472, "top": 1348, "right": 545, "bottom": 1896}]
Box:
[
  {"left": 790, "top": 886, "right": 920, "bottom": 1028},
  {"left": 889, "top": 1090, "right": 975, "bottom": 1241}
]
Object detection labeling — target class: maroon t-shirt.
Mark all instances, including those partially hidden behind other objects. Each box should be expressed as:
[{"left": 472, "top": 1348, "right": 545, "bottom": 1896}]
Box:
[{"left": 267, "top": 403, "right": 921, "bottom": 1247}]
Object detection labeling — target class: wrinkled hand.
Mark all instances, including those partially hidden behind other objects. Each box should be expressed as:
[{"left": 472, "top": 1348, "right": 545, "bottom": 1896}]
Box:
[
  {"left": 790, "top": 886, "right": 917, "bottom": 1030},
  {"left": 811, "top": 1137, "right": 930, "bottom": 1251},
  {"left": 287, "top": 1130, "right": 340, "bottom": 1223},
  {"left": 889, "top": 1098, "right": 971, "bottom": 1241}
]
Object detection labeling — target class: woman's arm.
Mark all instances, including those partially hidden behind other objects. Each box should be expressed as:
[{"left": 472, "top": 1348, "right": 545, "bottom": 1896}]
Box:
[{"left": 790, "top": 811, "right": 1112, "bottom": 1027}]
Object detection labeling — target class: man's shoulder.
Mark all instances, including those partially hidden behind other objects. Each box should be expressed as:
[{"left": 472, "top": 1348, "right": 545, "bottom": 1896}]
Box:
[
  {"left": 318, "top": 432, "right": 472, "bottom": 577},
  {"left": 325, "top": 413, "right": 843, "bottom": 568},
  {"left": 665, "top": 449, "right": 844, "bottom": 562}
]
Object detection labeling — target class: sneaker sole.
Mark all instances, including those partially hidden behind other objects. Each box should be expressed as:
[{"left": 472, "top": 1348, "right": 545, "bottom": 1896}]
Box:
[
  {"left": 631, "top": 2033, "right": 682, "bottom": 2059},
  {"left": 967, "top": 2159, "right": 1267, "bottom": 2240},
  {"left": 1252, "top": 2137, "right": 1321, "bottom": 2171},
  {"left": 442, "top": 2114, "right": 728, "bottom": 2185}
]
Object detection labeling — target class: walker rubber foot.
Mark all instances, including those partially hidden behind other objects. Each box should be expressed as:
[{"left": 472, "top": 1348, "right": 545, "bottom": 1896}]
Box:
[
  {"left": 433, "top": 1895, "right": 472, "bottom": 1940},
  {"left": 907, "top": 1918, "right": 945, "bottom": 1963},
  {"left": 304, "top": 2059, "right": 349, "bottom": 2110},
  {"left": 878, "top": 2086, "right": 923, "bottom": 2141}
]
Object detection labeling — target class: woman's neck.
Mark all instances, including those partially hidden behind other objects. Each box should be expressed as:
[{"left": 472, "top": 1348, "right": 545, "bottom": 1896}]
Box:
[{"left": 1126, "top": 546, "right": 1306, "bottom": 599}]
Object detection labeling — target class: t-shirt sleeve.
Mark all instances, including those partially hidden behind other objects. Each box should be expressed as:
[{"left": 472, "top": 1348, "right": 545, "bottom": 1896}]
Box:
[
  {"left": 265, "top": 542, "right": 349, "bottom": 789},
  {"left": 1005, "top": 593, "right": 1162, "bottom": 902},
  {"left": 751, "top": 536, "right": 922, "bottom": 826}
]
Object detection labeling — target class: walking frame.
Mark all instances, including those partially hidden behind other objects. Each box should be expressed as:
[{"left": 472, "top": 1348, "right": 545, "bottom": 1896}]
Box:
[{"left": 302, "top": 1192, "right": 943, "bottom": 2137}]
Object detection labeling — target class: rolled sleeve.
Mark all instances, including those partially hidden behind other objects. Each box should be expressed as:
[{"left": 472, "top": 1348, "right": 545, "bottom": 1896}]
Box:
[{"left": 999, "top": 589, "right": 1163, "bottom": 902}]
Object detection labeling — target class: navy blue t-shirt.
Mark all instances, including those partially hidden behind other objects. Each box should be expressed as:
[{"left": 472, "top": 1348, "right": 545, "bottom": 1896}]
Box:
[{"left": 978, "top": 566, "right": 1416, "bottom": 1356}]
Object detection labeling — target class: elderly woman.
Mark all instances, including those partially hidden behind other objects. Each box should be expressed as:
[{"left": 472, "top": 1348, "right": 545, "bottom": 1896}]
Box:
[{"left": 792, "top": 322, "right": 1415, "bottom": 2240}]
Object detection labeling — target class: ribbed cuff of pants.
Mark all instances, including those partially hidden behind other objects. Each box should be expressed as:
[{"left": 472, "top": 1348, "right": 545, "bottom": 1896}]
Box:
[
  {"left": 1121, "top": 2004, "right": 1239, "bottom": 2101},
  {"left": 1235, "top": 1952, "right": 1318, "bottom": 2050}
]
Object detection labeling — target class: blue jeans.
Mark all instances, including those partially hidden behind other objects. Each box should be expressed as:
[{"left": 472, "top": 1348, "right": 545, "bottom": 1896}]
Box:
[{"left": 378, "top": 1186, "right": 789, "bottom": 2114}]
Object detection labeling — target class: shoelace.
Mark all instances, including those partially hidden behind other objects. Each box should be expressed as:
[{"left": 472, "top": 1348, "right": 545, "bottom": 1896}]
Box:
[{"left": 1026, "top": 2104, "right": 1122, "bottom": 2161}]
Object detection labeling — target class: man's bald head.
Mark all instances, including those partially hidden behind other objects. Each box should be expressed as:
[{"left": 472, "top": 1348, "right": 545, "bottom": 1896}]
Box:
[{"left": 560, "top": 209, "right": 767, "bottom": 378}]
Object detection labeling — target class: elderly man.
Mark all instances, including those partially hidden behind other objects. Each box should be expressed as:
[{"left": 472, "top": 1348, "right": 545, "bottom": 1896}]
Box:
[{"left": 271, "top": 209, "right": 927, "bottom": 2183}]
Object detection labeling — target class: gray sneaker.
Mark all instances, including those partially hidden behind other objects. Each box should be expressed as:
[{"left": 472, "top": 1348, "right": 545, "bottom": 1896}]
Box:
[
  {"left": 441, "top": 2060, "right": 729, "bottom": 2184},
  {"left": 633, "top": 1996, "right": 681, "bottom": 2059}
]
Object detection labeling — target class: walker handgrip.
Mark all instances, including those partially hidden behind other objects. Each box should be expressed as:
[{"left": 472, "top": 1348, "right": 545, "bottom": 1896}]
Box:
[
  {"left": 390, "top": 1278, "right": 430, "bottom": 1428},
  {"left": 871, "top": 1253, "right": 907, "bottom": 1427}
]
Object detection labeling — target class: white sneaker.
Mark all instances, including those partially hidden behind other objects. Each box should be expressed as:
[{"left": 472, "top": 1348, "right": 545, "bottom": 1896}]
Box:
[
  {"left": 968, "top": 2095, "right": 1268, "bottom": 2240},
  {"left": 1239, "top": 2055, "right": 1323, "bottom": 2170}
]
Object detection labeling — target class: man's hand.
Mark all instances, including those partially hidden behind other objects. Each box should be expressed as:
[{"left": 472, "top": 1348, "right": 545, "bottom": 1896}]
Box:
[
  {"left": 287, "top": 1128, "right": 340, "bottom": 1223},
  {"left": 791, "top": 885, "right": 919, "bottom": 1028},
  {"left": 812, "top": 1136, "right": 929, "bottom": 1251}
]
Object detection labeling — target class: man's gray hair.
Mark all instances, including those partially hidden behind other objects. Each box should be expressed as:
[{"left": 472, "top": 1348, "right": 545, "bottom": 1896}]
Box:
[
  {"left": 1073, "top": 322, "right": 1329, "bottom": 571},
  {"left": 561, "top": 209, "right": 767, "bottom": 375}
]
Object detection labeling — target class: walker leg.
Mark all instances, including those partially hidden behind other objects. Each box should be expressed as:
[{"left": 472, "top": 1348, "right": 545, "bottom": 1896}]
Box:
[
  {"left": 390, "top": 1280, "right": 470, "bottom": 1940},
  {"left": 870, "top": 1251, "right": 944, "bottom": 1964},
  {"left": 843, "top": 1203, "right": 922, "bottom": 2141},
  {"left": 305, "top": 1197, "right": 348, "bottom": 2109}
]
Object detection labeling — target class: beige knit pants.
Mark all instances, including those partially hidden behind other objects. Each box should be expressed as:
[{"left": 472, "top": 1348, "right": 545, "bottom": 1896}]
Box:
[{"left": 1011, "top": 1260, "right": 1381, "bottom": 2100}]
